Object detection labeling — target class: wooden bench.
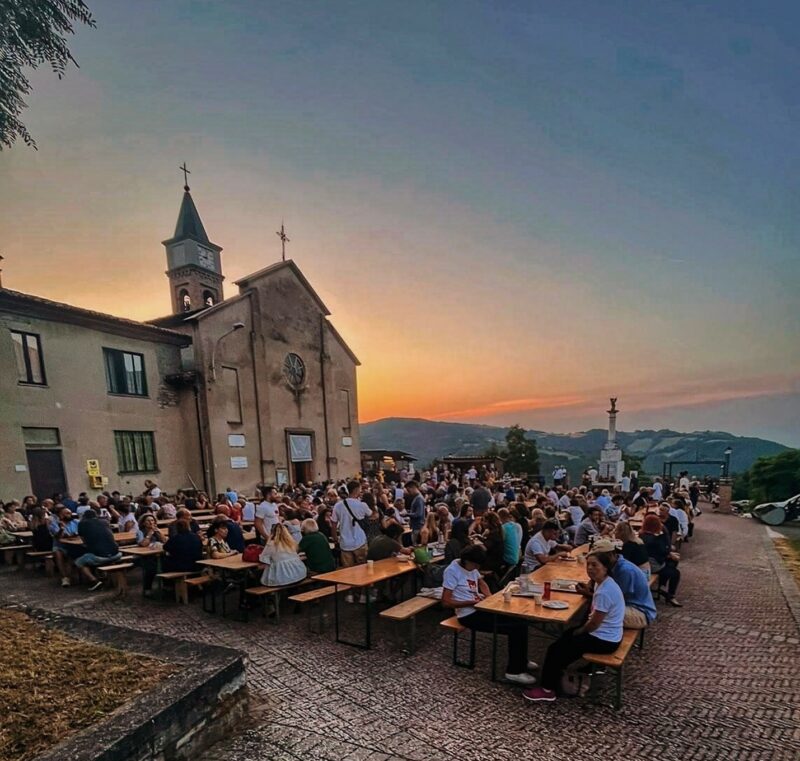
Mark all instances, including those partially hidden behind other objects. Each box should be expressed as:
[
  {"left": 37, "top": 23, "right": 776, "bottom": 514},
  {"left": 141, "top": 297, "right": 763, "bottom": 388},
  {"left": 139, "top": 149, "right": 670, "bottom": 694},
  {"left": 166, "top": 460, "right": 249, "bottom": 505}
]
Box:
[
  {"left": 1, "top": 544, "right": 31, "bottom": 568},
  {"left": 156, "top": 571, "right": 205, "bottom": 604},
  {"left": 244, "top": 577, "right": 316, "bottom": 623},
  {"left": 96, "top": 562, "right": 135, "bottom": 597},
  {"left": 440, "top": 616, "right": 475, "bottom": 669},
  {"left": 288, "top": 584, "right": 352, "bottom": 632},
  {"left": 380, "top": 596, "right": 440, "bottom": 654},
  {"left": 25, "top": 550, "right": 54, "bottom": 576},
  {"left": 583, "top": 628, "right": 640, "bottom": 709}
]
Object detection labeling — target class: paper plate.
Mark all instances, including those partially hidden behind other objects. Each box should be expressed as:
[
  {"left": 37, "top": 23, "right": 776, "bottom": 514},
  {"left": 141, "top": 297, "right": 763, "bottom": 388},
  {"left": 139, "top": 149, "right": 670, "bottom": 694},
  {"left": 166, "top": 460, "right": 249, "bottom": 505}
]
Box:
[{"left": 542, "top": 600, "right": 569, "bottom": 610}]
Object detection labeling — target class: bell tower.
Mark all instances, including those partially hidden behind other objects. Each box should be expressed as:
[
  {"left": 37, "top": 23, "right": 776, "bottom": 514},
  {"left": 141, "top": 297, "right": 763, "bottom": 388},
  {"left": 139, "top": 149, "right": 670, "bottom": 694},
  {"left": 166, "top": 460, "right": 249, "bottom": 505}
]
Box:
[{"left": 162, "top": 168, "right": 224, "bottom": 314}]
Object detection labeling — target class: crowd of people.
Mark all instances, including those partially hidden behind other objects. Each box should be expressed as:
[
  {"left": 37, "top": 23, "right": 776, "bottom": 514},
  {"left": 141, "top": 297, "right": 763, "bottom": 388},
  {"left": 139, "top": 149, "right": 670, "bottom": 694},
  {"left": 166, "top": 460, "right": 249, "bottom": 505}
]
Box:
[{"left": 1, "top": 465, "right": 699, "bottom": 697}]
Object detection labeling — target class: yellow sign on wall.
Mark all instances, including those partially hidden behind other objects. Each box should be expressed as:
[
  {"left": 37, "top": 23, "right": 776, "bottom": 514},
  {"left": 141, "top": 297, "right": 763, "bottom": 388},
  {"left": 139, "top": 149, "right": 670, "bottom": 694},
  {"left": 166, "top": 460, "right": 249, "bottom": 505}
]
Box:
[{"left": 86, "top": 459, "right": 101, "bottom": 476}]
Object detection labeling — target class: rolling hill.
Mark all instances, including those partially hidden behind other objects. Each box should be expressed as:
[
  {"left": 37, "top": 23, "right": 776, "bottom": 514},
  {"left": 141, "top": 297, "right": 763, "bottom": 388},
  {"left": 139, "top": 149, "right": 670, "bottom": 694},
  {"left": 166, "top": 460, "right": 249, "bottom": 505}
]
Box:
[{"left": 359, "top": 417, "right": 791, "bottom": 479}]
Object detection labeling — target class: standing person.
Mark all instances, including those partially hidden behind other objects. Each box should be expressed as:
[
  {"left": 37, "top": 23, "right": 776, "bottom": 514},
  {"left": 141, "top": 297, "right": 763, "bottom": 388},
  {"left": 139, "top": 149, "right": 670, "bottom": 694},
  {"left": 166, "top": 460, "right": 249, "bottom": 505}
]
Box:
[
  {"left": 405, "top": 481, "right": 426, "bottom": 544},
  {"left": 470, "top": 481, "right": 493, "bottom": 517},
  {"left": 442, "top": 545, "right": 535, "bottom": 685},
  {"left": 255, "top": 486, "right": 280, "bottom": 543},
  {"left": 620, "top": 473, "right": 631, "bottom": 495},
  {"left": 332, "top": 480, "right": 372, "bottom": 603},
  {"left": 75, "top": 510, "right": 122, "bottom": 591},
  {"left": 651, "top": 478, "right": 664, "bottom": 502},
  {"left": 523, "top": 552, "right": 624, "bottom": 702}
]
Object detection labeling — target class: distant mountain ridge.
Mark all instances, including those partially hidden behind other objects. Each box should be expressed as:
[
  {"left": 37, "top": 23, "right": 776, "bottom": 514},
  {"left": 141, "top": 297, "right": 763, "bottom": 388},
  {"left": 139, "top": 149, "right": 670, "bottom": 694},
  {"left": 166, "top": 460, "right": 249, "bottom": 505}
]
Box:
[{"left": 359, "top": 417, "right": 790, "bottom": 478}]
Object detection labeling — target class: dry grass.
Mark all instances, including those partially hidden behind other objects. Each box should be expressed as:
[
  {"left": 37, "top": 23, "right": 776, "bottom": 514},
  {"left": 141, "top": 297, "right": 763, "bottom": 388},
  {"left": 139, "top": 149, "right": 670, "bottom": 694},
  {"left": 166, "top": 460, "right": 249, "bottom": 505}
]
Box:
[
  {"left": 774, "top": 537, "right": 800, "bottom": 588},
  {"left": 0, "top": 609, "right": 175, "bottom": 761}
]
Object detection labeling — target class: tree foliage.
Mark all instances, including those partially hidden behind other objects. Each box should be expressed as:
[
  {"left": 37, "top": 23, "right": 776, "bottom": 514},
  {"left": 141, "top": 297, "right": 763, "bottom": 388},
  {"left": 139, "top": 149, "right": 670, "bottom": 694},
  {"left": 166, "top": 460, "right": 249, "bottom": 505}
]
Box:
[
  {"left": 0, "top": 0, "right": 95, "bottom": 149},
  {"left": 622, "top": 451, "right": 646, "bottom": 475},
  {"left": 503, "top": 424, "right": 540, "bottom": 476},
  {"left": 745, "top": 449, "right": 800, "bottom": 504}
]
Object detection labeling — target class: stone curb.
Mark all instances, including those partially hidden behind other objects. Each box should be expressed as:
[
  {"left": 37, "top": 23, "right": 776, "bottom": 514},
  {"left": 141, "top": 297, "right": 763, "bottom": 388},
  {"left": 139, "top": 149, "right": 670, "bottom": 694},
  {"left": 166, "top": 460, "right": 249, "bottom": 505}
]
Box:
[{"left": 763, "top": 526, "right": 800, "bottom": 631}]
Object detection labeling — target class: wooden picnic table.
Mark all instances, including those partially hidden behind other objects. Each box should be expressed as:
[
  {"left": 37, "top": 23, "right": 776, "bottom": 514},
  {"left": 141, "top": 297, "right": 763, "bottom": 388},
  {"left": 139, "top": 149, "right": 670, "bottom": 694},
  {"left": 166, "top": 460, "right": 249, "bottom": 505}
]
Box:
[
  {"left": 314, "top": 555, "right": 440, "bottom": 649},
  {"left": 475, "top": 588, "right": 588, "bottom": 680},
  {"left": 196, "top": 553, "right": 262, "bottom": 617},
  {"left": 10, "top": 531, "right": 32, "bottom": 539},
  {"left": 61, "top": 530, "right": 138, "bottom": 546},
  {"left": 529, "top": 559, "right": 589, "bottom": 584}
]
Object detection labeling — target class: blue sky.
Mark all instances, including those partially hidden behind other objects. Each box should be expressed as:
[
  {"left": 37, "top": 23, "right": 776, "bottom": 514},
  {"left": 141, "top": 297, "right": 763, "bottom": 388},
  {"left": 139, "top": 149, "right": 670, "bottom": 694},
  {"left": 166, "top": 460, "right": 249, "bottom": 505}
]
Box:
[{"left": 1, "top": 0, "right": 798, "bottom": 445}]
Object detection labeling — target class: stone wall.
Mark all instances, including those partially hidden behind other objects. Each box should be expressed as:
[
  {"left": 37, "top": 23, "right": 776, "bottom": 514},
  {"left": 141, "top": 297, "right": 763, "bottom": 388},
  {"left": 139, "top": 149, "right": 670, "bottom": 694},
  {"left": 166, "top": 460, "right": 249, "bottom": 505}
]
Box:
[{"left": 23, "top": 608, "right": 248, "bottom": 761}]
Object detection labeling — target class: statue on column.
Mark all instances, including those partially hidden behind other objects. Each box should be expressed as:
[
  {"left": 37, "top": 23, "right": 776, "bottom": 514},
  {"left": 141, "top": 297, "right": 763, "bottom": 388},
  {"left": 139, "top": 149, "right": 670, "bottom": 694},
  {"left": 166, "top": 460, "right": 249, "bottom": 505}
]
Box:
[{"left": 608, "top": 397, "right": 618, "bottom": 414}]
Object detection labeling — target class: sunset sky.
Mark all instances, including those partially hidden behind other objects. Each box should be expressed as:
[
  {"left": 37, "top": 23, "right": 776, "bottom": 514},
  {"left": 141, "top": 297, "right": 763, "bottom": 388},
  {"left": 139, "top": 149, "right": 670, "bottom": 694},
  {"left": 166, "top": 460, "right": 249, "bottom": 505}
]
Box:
[{"left": 1, "top": 1, "right": 798, "bottom": 445}]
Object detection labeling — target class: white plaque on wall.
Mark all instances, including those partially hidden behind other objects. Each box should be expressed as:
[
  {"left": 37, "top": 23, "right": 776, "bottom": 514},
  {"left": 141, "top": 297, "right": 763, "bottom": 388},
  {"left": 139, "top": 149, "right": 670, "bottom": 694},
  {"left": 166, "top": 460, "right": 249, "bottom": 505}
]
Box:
[
  {"left": 342, "top": 436, "right": 353, "bottom": 447},
  {"left": 15, "top": 464, "right": 28, "bottom": 472},
  {"left": 228, "top": 434, "right": 246, "bottom": 448},
  {"left": 230, "top": 456, "right": 249, "bottom": 469}
]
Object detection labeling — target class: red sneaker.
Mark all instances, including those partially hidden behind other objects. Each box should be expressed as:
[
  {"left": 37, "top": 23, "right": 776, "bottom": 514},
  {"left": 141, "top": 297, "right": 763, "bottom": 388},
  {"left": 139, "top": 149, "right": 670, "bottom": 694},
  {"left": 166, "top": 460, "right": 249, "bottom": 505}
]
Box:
[{"left": 523, "top": 687, "right": 556, "bottom": 702}]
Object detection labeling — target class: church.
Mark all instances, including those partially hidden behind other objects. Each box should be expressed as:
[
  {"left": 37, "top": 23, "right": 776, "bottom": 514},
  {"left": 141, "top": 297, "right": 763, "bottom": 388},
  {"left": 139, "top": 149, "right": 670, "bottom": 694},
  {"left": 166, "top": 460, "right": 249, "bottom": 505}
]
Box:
[{"left": 0, "top": 180, "right": 361, "bottom": 499}]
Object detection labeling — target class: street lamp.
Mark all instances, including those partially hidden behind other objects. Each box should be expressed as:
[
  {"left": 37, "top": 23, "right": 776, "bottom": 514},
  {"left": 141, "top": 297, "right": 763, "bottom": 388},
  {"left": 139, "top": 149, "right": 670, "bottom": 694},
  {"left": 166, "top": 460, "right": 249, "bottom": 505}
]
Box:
[
  {"left": 723, "top": 446, "right": 732, "bottom": 478},
  {"left": 209, "top": 322, "right": 245, "bottom": 382}
]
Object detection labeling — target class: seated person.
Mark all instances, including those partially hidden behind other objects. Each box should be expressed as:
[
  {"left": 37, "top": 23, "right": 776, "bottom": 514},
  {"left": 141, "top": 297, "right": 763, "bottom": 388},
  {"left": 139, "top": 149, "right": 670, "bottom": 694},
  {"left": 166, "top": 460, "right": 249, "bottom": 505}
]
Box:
[
  {"left": 208, "top": 523, "right": 237, "bottom": 559},
  {"left": 498, "top": 508, "right": 522, "bottom": 567},
  {"left": 574, "top": 506, "right": 607, "bottom": 546},
  {"left": 136, "top": 513, "right": 165, "bottom": 547},
  {"left": 259, "top": 523, "right": 308, "bottom": 586},
  {"left": 136, "top": 514, "right": 166, "bottom": 595},
  {"left": 156, "top": 499, "right": 177, "bottom": 520},
  {"left": 524, "top": 551, "right": 624, "bottom": 702},
  {"left": 116, "top": 503, "right": 138, "bottom": 533},
  {"left": 169, "top": 508, "right": 201, "bottom": 537},
  {"left": 1, "top": 500, "right": 28, "bottom": 531},
  {"left": 640, "top": 515, "right": 682, "bottom": 607},
  {"left": 29, "top": 506, "right": 53, "bottom": 552},
  {"left": 283, "top": 509, "right": 304, "bottom": 544},
  {"left": 75, "top": 510, "right": 122, "bottom": 591},
  {"left": 521, "top": 520, "right": 571, "bottom": 573},
  {"left": 614, "top": 521, "right": 650, "bottom": 573},
  {"left": 298, "top": 518, "right": 336, "bottom": 574},
  {"left": 50, "top": 505, "right": 81, "bottom": 586},
  {"left": 445, "top": 517, "right": 470, "bottom": 564},
  {"left": 163, "top": 519, "right": 203, "bottom": 572},
  {"left": 207, "top": 515, "right": 245, "bottom": 552},
  {"left": 367, "top": 521, "right": 412, "bottom": 560},
  {"left": 442, "top": 545, "right": 535, "bottom": 686},
  {"left": 418, "top": 512, "right": 441, "bottom": 546},
  {"left": 575, "top": 537, "right": 656, "bottom": 630}
]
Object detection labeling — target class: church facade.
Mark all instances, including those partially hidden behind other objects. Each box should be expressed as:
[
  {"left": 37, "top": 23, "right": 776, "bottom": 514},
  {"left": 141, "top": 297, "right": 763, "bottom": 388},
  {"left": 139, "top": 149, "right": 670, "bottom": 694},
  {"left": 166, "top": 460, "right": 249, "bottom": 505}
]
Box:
[{"left": 0, "top": 184, "right": 361, "bottom": 499}]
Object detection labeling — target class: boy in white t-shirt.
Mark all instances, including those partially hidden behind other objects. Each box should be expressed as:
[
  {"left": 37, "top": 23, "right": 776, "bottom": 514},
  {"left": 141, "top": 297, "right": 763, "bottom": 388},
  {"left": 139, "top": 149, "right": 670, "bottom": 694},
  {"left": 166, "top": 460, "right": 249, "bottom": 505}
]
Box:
[{"left": 441, "top": 545, "right": 535, "bottom": 685}]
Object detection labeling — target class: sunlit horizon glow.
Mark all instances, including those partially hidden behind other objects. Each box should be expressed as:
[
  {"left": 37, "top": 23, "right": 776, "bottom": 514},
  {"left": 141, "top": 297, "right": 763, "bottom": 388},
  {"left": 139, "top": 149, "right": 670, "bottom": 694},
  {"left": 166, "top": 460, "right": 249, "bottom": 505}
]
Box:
[{"left": 1, "top": 2, "right": 798, "bottom": 446}]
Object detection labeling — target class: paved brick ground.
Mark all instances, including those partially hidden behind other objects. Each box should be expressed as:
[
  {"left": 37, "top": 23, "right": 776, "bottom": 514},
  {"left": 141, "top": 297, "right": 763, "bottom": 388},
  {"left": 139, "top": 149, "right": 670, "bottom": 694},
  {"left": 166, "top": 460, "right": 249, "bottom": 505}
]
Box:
[{"left": 2, "top": 513, "right": 799, "bottom": 761}]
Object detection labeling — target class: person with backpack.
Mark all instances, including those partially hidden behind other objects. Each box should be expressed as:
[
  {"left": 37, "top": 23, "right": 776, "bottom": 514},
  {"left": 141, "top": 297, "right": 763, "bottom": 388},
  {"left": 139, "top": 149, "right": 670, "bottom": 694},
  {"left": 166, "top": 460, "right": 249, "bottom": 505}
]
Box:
[{"left": 331, "top": 480, "right": 373, "bottom": 603}]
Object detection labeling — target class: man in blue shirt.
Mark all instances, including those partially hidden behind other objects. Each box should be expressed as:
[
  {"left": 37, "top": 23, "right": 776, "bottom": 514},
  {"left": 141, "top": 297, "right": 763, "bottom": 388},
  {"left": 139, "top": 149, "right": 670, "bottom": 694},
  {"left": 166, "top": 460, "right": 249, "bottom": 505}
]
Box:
[
  {"left": 405, "top": 481, "right": 426, "bottom": 543},
  {"left": 577, "top": 537, "right": 656, "bottom": 629}
]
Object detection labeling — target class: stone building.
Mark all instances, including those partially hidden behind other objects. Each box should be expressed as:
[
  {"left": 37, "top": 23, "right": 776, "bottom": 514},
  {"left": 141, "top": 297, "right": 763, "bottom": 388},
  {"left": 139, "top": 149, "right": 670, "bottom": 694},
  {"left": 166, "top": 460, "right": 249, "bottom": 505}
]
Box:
[{"left": 0, "top": 183, "right": 360, "bottom": 499}]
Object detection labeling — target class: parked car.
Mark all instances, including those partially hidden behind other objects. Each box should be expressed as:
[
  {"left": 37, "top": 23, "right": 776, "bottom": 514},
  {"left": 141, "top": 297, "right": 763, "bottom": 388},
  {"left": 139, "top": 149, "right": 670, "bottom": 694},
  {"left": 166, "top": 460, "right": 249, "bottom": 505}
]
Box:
[{"left": 751, "top": 494, "right": 800, "bottom": 526}]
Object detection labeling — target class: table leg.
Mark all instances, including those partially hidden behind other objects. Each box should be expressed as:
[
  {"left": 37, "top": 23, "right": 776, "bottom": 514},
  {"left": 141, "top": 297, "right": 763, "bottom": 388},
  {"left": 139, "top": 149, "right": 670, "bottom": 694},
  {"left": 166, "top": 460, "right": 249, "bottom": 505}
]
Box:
[
  {"left": 365, "top": 585, "right": 372, "bottom": 649},
  {"left": 490, "top": 613, "right": 498, "bottom": 682},
  {"left": 334, "top": 582, "right": 341, "bottom": 643}
]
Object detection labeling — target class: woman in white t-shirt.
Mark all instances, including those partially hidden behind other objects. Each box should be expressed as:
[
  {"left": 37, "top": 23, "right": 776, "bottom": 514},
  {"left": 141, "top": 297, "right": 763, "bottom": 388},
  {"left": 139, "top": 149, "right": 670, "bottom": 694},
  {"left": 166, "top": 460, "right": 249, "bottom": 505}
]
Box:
[
  {"left": 523, "top": 551, "right": 624, "bottom": 702},
  {"left": 442, "top": 545, "right": 535, "bottom": 686}
]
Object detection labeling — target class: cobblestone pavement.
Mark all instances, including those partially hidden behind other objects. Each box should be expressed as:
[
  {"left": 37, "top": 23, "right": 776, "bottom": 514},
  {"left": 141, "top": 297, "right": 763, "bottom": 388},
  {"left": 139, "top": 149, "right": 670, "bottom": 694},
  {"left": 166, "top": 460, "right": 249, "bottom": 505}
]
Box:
[{"left": 2, "top": 513, "right": 799, "bottom": 761}]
